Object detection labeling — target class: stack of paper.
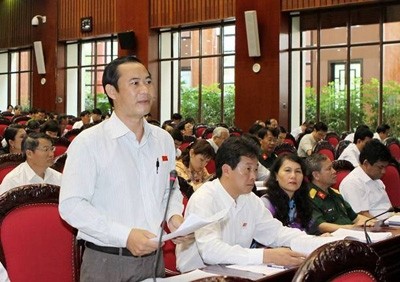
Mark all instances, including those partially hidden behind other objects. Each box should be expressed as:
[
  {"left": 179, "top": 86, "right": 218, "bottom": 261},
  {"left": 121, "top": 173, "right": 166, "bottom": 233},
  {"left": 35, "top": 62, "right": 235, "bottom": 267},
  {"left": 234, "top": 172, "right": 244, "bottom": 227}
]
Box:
[{"left": 384, "top": 214, "right": 400, "bottom": 226}]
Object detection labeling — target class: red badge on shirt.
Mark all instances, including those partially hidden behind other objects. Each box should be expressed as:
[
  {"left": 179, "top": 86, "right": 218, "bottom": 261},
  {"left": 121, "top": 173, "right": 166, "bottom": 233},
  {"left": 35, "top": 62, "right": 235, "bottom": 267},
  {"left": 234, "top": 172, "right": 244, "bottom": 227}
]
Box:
[
  {"left": 162, "top": 155, "right": 168, "bottom": 161},
  {"left": 317, "top": 191, "right": 326, "bottom": 200}
]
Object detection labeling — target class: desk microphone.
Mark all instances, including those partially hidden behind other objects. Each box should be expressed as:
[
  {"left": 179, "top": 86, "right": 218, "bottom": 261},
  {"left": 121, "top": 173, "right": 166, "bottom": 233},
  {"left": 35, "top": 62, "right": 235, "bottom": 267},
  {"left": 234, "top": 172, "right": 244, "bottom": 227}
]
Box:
[
  {"left": 153, "top": 169, "right": 178, "bottom": 281},
  {"left": 364, "top": 206, "right": 400, "bottom": 244}
]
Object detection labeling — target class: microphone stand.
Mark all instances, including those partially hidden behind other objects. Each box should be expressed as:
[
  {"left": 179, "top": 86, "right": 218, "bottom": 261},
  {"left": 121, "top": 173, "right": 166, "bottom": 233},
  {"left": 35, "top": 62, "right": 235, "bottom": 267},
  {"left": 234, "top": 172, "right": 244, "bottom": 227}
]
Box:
[
  {"left": 153, "top": 170, "right": 177, "bottom": 282},
  {"left": 364, "top": 207, "right": 394, "bottom": 244}
]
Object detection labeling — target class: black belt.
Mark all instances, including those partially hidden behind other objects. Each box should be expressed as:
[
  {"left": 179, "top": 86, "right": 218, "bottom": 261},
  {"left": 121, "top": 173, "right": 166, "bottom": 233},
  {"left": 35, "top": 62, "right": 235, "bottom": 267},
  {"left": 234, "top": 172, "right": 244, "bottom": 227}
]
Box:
[{"left": 84, "top": 241, "right": 156, "bottom": 258}]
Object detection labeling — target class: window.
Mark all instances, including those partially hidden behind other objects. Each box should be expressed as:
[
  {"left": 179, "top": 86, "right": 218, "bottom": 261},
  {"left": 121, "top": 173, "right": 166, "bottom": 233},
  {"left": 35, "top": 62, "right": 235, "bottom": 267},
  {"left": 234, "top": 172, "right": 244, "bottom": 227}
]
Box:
[
  {"left": 290, "top": 3, "right": 400, "bottom": 137},
  {"left": 159, "top": 22, "right": 235, "bottom": 126},
  {"left": 65, "top": 37, "right": 118, "bottom": 116},
  {"left": 0, "top": 49, "right": 32, "bottom": 111}
]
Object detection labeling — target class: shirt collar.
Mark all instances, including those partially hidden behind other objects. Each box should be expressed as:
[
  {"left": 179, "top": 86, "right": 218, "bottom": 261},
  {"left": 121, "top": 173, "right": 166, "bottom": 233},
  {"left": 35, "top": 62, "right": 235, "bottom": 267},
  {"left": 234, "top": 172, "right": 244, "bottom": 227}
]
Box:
[
  {"left": 23, "top": 161, "right": 49, "bottom": 181},
  {"left": 105, "top": 112, "right": 153, "bottom": 141}
]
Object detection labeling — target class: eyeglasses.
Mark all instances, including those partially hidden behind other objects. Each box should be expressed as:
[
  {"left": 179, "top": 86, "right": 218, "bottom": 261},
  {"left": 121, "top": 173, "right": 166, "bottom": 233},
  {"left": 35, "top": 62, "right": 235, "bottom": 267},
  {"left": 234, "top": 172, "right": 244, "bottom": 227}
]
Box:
[{"left": 35, "top": 146, "right": 56, "bottom": 152}]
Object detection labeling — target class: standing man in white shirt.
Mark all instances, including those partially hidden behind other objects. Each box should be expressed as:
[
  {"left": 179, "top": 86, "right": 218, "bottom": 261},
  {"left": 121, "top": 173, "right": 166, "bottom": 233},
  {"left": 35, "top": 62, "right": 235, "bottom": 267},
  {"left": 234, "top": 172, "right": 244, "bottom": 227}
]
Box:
[
  {"left": 338, "top": 126, "right": 373, "bottom": 167},
  {"left": 340, "top": 139, "right": 393, "bottom": 219},
  {"left": 176, "top": 137, "right": 307, "bottom": 273},
  {"left": 0, "top": 132, "right": 61, "bottom": 194},
  {"left": 59, "top": 56, "right": 185, "bottom": 281}
]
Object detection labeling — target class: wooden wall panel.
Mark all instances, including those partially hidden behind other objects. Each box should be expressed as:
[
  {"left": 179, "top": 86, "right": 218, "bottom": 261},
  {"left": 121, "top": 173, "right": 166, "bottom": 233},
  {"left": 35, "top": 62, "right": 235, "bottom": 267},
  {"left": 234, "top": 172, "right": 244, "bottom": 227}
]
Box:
[
  {"left": 282, "top": 0, "right": 387, "bottom": 11},
  {"left": 0, "top": 0, "right": 33, "bottom": 49},
  {"left": 58, "top": 0, "right": 116, "bottom": 41},
  {"left": 150, "top": 0, "right": 236, "bottom": 28}
]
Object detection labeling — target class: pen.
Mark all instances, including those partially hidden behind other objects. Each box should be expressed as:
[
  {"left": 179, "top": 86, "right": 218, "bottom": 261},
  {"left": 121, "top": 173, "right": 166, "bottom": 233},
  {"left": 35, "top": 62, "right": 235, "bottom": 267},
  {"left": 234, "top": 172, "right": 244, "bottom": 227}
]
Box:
[
  {"left": 266, "top": 264, "right": 288, "bottom": 270},
  {"left": 156, "top": 158, "right": 159, "bottom": 174}
]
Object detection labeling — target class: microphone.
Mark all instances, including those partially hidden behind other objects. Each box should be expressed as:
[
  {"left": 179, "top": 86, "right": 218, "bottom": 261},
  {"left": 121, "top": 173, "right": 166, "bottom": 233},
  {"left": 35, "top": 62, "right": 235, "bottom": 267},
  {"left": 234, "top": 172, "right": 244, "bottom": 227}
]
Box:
[
  {"left": 153, "top": 170, "right": 178, "bottom": 281},
  {"left": 364, "top": 206, "right": 398, "bottom": 244}
]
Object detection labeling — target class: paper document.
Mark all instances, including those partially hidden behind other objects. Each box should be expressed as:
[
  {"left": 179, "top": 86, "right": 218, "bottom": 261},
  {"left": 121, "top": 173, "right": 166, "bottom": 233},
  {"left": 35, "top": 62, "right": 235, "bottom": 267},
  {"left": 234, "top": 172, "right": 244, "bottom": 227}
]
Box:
[
  {"left": 152, "top": 209, "right": 228, "bottom": 242},
  {"left": 141, "top": 269, "right": 219, "bottom": 281},
  {"left": 331, "top": 228, "right": 392, "bottom": 243},
  {"left": 226, "top": 264, "right": 287, "bottom": 276},
  {"left": 290, "top": 229, "right": 392, "bottom": 256},
  {"left": 384, "top": 214, "right": 400, "bottom": 226}
]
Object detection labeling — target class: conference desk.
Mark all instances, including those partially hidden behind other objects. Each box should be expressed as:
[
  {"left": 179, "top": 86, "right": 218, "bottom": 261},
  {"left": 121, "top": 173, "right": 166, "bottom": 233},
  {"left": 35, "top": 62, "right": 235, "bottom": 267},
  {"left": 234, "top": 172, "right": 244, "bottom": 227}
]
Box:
[{"left": 201, "top": 226, "right": 400, "bottom": 282}]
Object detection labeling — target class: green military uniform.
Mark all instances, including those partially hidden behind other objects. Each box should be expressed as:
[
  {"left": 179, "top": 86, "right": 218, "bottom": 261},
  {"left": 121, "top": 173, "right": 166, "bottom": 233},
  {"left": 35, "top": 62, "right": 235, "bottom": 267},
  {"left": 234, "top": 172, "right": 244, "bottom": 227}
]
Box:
[{"left": 308, "top": 183, "right": 358, "bottom": 234}]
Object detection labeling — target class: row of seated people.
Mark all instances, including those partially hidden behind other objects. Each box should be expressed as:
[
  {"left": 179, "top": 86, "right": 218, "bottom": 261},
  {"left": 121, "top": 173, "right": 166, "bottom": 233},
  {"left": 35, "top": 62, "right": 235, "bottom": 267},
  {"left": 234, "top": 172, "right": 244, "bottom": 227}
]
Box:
[
  {"left": 165, "top": 136, "right": 397, "bottom": 278},
  {"left": 0, "top": 113, "right": 396, "bottom": 280}
]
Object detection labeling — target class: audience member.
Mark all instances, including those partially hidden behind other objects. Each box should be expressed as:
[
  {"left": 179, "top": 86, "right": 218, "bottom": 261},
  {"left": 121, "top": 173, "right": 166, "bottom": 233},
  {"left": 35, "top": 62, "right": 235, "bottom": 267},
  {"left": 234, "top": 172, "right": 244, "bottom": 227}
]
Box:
[
  {"left": 161, "top": 120, "right": 174, "bottom": 133},
  {"left": 242, "top": 133, "right": 270, "bottom": 182},
  {"left": 10, "top": 105, "right": 23, "bottom": 122},
  {"left": 176, "top": 139, "right": 215, "bottom": 197},
  {"left": 306, "top": 153, "right": 373, "bottom": 234},
  {"left": 277, "top": 126, "right": 288, "bottom": 145},
  {"left": 41, "top": 120, "right": 60, "bottom": 138},
  {"left": 340, "top": 139, "right": 393, "bottom": 219},
  {"left": 170, "top": 128, "right": 184, "bottom": 159},
  {"left": 171, "top": 113, "right": 183, "bottom": 127},
  {"left": 297, "top": 122, "right": 328, "bottom": 157},
  {"left": 344, "top": 124, "right": 370, "bottom": 142},
  {"left": 176, "top": 137, "right": 307, "bottom": 273},
  {"left": 72, "top": 110, "right": 91, "bottom": 129},
  {"left": 258, "top": 127, "right": 279, "bottom": 169},
  {"left": 374, "top": 123, "right": 390, "bottom": 143},
  {"left": 30, "top": 108, "right": 46, "bottom": 123},
  {"left": 91, "top": 108, "right": 103, "bottom": 125},
  {"left": 59, "top": 56, "right": 185, "bottom": 281},
  {"left": 177, "top": 119, "right": 196, "bottom": 143},
  {"left": 338, "top": 126, "right": 373, "bottom": 167},
  {"left": 261, "top": 154, "right": 314, "bottom": 232},
  {"left": 0, "top": 132, "right": 61, "bottom": 194},
  {"left": 57, "top": 114, "right": 69, "bottom": 136},
  {"left": 206, "top": 126, "right": 230, "bottom": 153},
  {"left": 0, "top": 124, "right": 26, "bottom": 155},
  {"left": 248, "top": 122, "right": 264, "bottom": 135},
  {"left": 291, "top": 120, "right": 313, "bottom": 141},
  {"left": 265, "top": 118, "right": 279, "bottom": 130},
  {"left": 25, "top": 119, "right": 41, "bottom": 134}
]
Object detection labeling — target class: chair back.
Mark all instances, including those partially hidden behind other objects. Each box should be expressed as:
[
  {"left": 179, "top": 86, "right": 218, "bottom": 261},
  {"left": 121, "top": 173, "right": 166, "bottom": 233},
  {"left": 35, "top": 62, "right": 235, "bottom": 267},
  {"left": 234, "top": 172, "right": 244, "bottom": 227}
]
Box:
[
  {"left": 335, "top": 140, "right": 352, "bottom": 160},
  {"left": 0, "top": 153, "right": 25, "bottom": 184},
  {"left": 51, "top": 153, "right": 68, "bottom": 173},
  {"left": 274, "top": 143, "right": 297, "bottom": 156},
  {"left": 64, "top": 128, "right": 82, "bottom": 142},
  {"left": 292, "top": 240, "right": 386, "bottom": 282},
  {"left": 388, "top": 143, "right": 400, "bottom": 162},
  {"left": 325, "top": 131, "right": 340, "bottom": 148},
  {"left": 283, "top": 133, "right": 296, "bottom": 146},
  {"left": 12, "top": 115, "right": 31, "bottom": 125},
  {"left": 0, "top": 184, "right": 80, "bottom": 282},
  {"left": 332, "top": 160, "right": 354, "bottom": 190},
  {"left": 194, "top": 124, "right": 208, "bottom": 138},
  {"left": 205, "top": 159, "right": 216, "bottom": 174},
  {"left": 380, "top": 164, "right": 400, "bottom": 207},
  {"left": 313, "top": 140, "right": 335, "bottom": 161}
]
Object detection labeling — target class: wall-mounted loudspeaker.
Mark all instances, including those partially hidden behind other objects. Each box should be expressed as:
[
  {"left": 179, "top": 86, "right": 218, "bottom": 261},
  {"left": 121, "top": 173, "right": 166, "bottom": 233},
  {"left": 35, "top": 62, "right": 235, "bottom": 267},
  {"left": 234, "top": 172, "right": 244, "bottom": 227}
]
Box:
[
  {"left": 118, "top": 31, "right": 136, "bottom": 50},
  {"left": 33, "top": 41, "right": 46, "bottom": 74},
  {"left": 244, "top": 10, "right": 261, "bottom": 57}
]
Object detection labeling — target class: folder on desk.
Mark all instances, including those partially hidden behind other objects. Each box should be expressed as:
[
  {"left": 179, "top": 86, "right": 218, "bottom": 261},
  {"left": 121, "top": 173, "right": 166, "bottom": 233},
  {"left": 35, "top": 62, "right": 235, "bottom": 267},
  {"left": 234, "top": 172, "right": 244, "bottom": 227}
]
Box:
[{"left": 384, "top": 215, "right": 400, "bottom": 226}]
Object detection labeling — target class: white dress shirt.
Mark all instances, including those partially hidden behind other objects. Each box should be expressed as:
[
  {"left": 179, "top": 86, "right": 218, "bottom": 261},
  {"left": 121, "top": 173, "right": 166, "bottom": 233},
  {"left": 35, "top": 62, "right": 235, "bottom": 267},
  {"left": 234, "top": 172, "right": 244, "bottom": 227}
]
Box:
[
  {"left": 0, "top": 161, "right": 62, "bottom": 194},
  {"left": 297, "top": 133, "right": 317, "bottom": 157},
  {"left": 340, "top": 166, "right": 391, "bottom": 219},
  {"left": 338, "top": 143, "right": 360, "bottom": 167},
  {"left": 59, "top": 113, "right": 183, "bottom": 248},
  {"left": 176, "top": 179, "right": 306, "bottom": 273}
]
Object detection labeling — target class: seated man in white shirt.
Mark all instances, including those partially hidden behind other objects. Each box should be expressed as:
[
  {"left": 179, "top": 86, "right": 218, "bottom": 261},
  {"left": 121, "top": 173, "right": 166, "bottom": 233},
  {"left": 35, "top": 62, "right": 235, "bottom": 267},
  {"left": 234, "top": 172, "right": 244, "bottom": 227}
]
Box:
[
  {"left": 338, "top": 126, "right": 373, "bottom": 167},
  {"left": 0, "top": 132, "right": 62, "bottom": 194},
  {"left": 297, "top": 122, "right": 328, "bottom": 158},
  {"left": 72, "top": 110, "right": 91, "bottom": 129},
  {"left": 373, "top": 124, "right": 390, "bottom": 143},
  {"left": 176, "top": 136, "right": 307, "bottom": 273},
  {"left": 340, "top": 139, "right": 393, "bottom": 219},
  {"left": 206, "top": 126, "right": 230, "bottom": 153}
]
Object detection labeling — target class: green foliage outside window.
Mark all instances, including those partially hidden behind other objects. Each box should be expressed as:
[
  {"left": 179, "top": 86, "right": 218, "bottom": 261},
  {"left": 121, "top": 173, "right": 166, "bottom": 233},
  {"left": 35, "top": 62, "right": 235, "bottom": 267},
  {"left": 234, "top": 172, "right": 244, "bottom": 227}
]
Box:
[
  {"left": 306, "top": 78, "right": 400, "bottom": 137},
  {"left": 85, "top": 92, "right": 111, "bottom": 115},
  {"left": 180, "top": 83, "right": 235, "bottom": 126}
]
